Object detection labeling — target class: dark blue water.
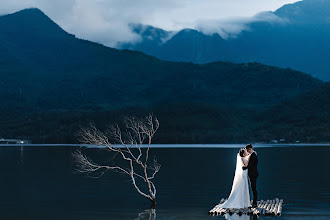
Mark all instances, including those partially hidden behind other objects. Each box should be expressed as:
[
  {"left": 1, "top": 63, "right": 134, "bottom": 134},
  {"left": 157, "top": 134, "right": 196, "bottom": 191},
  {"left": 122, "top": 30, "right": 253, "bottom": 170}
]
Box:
[{"left": 0, "top": 145, "right": 329, "bottom": 219}]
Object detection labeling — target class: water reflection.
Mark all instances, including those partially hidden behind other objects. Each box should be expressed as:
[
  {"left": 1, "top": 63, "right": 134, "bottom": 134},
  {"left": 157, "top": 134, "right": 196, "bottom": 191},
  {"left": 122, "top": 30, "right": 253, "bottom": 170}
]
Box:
[
  {"left": 0, "top": 146, "right": 328, "bottom": 219},
  {"left": 20, "top": 145, "right": 24, "bottom": 164},
  {"left": 135, "top": 208, "right": 156, "bottom": 220},
  {"left": 224, "top": 213, "right": 250, "bottom": 220}
]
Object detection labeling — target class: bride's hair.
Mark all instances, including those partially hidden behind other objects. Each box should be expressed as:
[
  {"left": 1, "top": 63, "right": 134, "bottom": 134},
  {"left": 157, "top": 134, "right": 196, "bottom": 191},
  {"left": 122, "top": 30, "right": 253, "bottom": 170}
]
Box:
[{"left": 239, "top": 148, "right": 245, "bottom": 157}]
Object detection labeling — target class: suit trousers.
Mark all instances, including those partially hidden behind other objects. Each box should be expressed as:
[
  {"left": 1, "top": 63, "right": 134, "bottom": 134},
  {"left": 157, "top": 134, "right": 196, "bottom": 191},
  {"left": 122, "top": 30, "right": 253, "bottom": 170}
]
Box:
[{"left": 249, "top": 177, "right": 258, "bottom": 205}]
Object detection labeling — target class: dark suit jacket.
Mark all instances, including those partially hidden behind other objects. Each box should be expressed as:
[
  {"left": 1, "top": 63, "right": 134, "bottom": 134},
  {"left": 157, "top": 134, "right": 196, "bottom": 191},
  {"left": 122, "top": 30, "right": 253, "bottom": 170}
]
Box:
[{"left": 247, "top": 151, "right": 258, "bottom": 178}]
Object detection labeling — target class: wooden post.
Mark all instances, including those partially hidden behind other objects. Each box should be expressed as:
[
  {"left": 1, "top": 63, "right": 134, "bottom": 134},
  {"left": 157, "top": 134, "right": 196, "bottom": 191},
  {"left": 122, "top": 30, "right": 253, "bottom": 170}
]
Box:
[
  {"left": 276, "top": 199, "right": 283, "bottom": 216},
  {"left": 262, "top": 200, "right": 269, "bottom": 215},
  {"left": 265, "top": 199, "right": 271, "bottom": 215},
  {"left": 263, "top": 200, "right": 269, "bottom": 215},
  {"left": 258, "top": 200, "right": 264, "bottom": 214},
  {"left": 270, "top": 199, "right": 275, "bottom": 215},
  {"left": 271, "top": 198, "right": 279, "bottom": 216}
]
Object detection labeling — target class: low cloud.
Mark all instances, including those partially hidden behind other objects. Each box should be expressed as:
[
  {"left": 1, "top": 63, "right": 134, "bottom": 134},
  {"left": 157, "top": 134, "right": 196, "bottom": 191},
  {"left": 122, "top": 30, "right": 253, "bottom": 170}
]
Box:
[
  {"left": 0, "top": 0, "right": 298, "bottom": 47},
  {"left": 196, "top": 12, "right": 285, "bottom": 39}
]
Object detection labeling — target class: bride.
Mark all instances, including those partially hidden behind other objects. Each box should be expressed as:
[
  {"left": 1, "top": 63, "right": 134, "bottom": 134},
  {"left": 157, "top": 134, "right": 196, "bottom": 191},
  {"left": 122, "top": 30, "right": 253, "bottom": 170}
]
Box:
[{"left": 217, "top": 148, "right": 251, "bottom": 208}]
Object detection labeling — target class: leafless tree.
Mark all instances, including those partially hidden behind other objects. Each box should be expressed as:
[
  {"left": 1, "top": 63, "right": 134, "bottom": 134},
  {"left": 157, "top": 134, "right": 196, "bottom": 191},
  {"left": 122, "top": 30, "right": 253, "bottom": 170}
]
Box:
[{"left": 72, "top": 114, "right": 160, "bottom": 206}]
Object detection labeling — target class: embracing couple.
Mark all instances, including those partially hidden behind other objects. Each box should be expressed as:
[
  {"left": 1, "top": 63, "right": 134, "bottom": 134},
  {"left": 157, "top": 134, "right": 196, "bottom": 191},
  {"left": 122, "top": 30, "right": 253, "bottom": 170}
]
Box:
[{"left": 218, "top": 144, "right": 258, "bottom": 209}]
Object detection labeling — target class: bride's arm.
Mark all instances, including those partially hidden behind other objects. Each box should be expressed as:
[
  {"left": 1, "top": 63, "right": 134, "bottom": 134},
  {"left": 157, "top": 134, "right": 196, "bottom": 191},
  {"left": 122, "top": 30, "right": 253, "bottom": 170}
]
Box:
[
  {"left": 241, "top": 158, "right": 248, "bottom": 167},
  {"left": 242, "top": 154, "right": 252, "bottom": 167},
  {"left": 247, "top": 154, "right": 252, "bottom": 163}
]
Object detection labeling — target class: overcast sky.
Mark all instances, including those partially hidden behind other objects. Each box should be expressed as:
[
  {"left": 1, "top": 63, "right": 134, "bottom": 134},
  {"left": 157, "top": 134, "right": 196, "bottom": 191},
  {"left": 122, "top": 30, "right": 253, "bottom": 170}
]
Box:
[{"left": 0, "top": 0, "right": 300, "bottom": 47}]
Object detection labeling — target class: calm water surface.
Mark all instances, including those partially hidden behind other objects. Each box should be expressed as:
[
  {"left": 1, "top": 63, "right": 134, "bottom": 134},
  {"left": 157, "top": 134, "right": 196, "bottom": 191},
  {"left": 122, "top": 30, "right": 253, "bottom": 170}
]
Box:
[{"left": 0, "top": 145, "right": 329, "bottom": 219}]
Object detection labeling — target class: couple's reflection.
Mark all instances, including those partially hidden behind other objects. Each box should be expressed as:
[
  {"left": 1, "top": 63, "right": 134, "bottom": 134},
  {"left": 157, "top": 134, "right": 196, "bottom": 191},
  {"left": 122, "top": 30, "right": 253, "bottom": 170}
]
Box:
[
  {"left": 134, "top": 209, "right": 255, "bottom": 220},
  {"left": 225, "top": 213, "right": 257, "bottom": 220}
]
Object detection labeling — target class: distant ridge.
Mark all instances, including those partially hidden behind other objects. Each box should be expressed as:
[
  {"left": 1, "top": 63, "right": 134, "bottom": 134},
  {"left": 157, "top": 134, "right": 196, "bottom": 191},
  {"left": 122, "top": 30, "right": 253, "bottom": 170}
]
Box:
[
  {"left": 255, "top": 83, "right": 330, "bottom": 142},
  {"left": 0, "top": 8, "right": 327, "bottom": 143},
  {"left": 120, "top": 0, "right": 330, "bottom": 81}
]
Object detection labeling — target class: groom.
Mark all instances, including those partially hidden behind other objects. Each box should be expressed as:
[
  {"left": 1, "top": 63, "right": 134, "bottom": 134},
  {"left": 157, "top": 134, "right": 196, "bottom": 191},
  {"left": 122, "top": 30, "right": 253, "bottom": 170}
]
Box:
[{"left": 243, "top": 144, "right": 258, "bottom": 208}]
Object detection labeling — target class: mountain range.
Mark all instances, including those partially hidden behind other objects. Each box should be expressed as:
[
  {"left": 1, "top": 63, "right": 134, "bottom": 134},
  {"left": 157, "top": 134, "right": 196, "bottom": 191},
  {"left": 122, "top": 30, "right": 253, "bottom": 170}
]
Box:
[
  {"left": 0, "top": 7, "right": 329, "bottom": 143},
  {"left": 120, "top": 0, "right": 330, "bottom": 82}
]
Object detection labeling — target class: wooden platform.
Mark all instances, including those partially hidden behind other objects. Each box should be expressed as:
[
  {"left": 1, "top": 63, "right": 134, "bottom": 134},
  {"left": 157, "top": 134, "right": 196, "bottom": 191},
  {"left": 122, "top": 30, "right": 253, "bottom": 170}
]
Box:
[{"left": 209, "top": 198, "right": 284, "bottom": 217}]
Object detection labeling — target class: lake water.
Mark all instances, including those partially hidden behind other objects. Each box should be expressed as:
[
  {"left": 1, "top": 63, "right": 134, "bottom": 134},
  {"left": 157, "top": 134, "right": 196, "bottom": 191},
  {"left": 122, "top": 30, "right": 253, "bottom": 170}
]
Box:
[{"left": 0, "top": 145, "right": 329, "bottom": 219}]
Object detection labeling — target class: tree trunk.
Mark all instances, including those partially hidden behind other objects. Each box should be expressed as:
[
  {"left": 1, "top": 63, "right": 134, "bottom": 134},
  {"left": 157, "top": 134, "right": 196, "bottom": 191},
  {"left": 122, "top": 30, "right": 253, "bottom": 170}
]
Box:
[{"left": 149, "top": 199, "right": 156, "bottom": 209}]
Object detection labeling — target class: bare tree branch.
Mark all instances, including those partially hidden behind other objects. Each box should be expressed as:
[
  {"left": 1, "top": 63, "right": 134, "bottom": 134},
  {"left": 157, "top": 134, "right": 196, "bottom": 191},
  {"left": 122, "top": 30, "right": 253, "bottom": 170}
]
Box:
[{"left": 73, "top": 114, "right": 160, "bottom": 205}]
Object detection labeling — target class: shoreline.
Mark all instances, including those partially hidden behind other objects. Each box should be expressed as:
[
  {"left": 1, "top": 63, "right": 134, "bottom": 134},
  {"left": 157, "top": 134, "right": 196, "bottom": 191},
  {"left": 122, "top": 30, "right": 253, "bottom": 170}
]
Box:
[{"left": 0, "top": 143, "right": 329, "bottom": 148}]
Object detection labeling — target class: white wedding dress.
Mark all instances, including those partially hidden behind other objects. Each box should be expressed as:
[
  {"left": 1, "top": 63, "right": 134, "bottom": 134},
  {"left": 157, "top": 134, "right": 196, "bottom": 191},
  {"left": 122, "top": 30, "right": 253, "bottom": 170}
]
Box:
[{"left": 217, "top": 153, "right": 251, "bottom": 209}]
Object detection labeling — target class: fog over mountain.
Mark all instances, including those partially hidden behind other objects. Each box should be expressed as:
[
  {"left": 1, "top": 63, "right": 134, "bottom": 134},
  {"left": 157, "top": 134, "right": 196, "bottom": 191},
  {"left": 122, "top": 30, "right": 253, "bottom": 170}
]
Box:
[
  {"left": 0, "top": 0, "right": 298, "bottom": 47},
  {"left": 121, "top": 0, "right": 330, "bottom": 81}
]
